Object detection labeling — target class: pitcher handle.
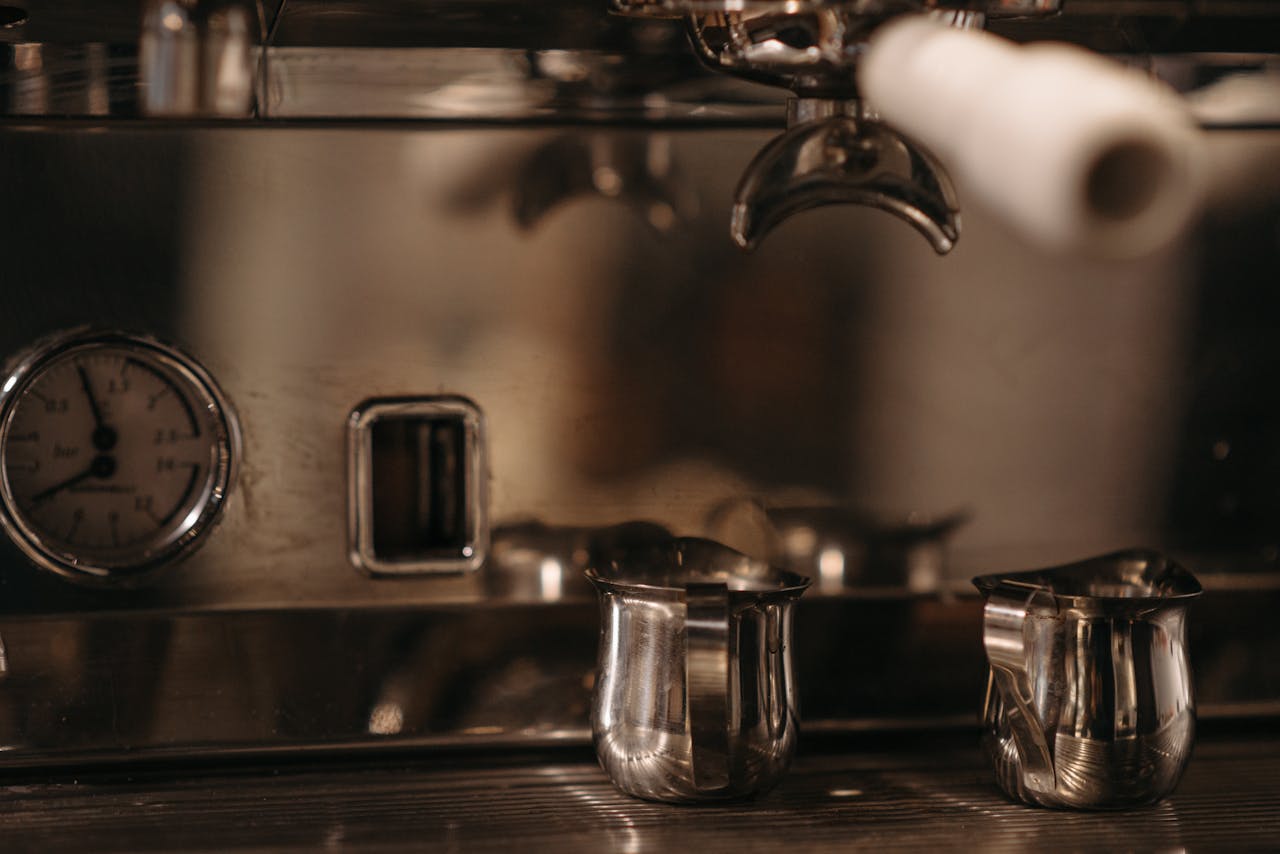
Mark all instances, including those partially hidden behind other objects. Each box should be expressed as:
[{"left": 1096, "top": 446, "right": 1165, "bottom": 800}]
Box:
[
  {"left": 686, "top": 582, "right": 731, "bottom": 794},
  {"left": 983, "top": 581, "right": 1056, "bottom": 795}
]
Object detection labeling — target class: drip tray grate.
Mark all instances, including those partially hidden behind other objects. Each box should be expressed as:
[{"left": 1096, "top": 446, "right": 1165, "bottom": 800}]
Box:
[{"left": 0, "top": 737, "right": 1276, "bottom": 850}]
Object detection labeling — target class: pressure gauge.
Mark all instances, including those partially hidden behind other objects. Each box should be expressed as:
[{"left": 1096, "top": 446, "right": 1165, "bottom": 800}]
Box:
[{"left": 0, "top": 330, "right": 239, "bottom": 585}]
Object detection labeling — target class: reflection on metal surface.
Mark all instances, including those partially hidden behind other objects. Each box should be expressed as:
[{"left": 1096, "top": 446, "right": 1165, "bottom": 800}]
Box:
[
  {"left": 976, "top": 550, "right": 1202, "bottom": 808},
  {"left": 512, "top": 134, "right": 698, "bottom": 234},
  {"left": 202, "top": 3, "right": 254, "bottom": 115},
  {"left": 0, "top": 6, "right": 28, "bottom": 29},
  {"left": 0, "top": 124, "right": 1267, "bottom": 612},
  {"left": 1, "top": 42, "right": 137, "bottom": 116},
  {"left": 705, "top": 496, "right": 963, "bottom": 593},
  {"left": 1188, "top": 67, "right": 1280, "bottom": 126},
  {"left": 728, "top": 501, "right": 967, "bottom": 593},
  {"left": 260, "top": 0, "right": 781, "bottom": 121},
  {"left": 140, "top": 0, "right": 200, "bottom": 115},
  {"left": 258, "top": 45, "right": 782, "bottom": 120},
  {"left": 367, "top": 700, "right": 405, "bottom": 735},
  {"left": 587, "top": 538, "right": 809, "bottom": 801},
  {"left": 486, "top": 520, "right": 670, "bottom": 601},
  {"left": 140, "top": 0, "right": 255, "bottom": 117},
  {"left": 445, "top": 133, "right": 700, "bottom": 235}
]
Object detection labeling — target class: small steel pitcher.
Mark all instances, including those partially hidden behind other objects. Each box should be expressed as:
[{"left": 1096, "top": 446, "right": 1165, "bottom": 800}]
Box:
[
  {"left": 974, "top": 550, "right": 1202, "bottom": 809},
  {"left": 586, "top": 537, "right": 810, "bottom": 802}
]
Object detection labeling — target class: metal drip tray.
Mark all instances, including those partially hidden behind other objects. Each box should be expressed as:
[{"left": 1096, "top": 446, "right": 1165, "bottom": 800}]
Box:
[{"left": 0, "top": 734, "right": 1276, "bottom": 850}]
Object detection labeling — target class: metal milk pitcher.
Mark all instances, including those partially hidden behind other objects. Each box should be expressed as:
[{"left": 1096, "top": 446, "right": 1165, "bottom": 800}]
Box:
[
  {"left": 586, "top": 538, "right": 810, "bottom": 802},
  {"left": 974, "top": 550, "right": 1202, "bottom": 809}
]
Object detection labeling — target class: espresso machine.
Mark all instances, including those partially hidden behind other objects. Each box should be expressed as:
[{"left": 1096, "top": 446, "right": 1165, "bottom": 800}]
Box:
[{"left": 0, "top": 0, "right": 1278, "bottom": 847}]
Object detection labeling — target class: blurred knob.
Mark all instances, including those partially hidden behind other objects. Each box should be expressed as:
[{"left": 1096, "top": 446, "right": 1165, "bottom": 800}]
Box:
[
  {"left": 862, "top": 15, "right": 1204, "bottom": 257},
  {"left": 141, "top": 0, "right": 200, "bottom": 115},
  {"left": 141, "top": 0, "right": 255, "bottom": 117}
]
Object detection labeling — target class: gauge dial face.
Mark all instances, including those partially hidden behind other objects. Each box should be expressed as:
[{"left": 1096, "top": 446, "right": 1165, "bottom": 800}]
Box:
[{"left": 0, "top": 332, "right": 237, "bottom": 583}]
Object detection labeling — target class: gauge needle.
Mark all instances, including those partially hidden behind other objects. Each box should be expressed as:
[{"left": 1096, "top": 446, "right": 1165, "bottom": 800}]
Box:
[
  {"left": 30, "top": 455, "right": 116, "bottom": 504},
  {"left": 77, "top": 364, "right": 117, "bottom": 451},
  {"left": 77, "top": 364, "right": 105, "bottom": 426}
]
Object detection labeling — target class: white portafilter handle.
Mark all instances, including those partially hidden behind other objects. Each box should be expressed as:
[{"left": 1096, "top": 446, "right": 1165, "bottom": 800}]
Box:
[{"left": 861, "top": 16, "right": 1204, "bottom": 257}]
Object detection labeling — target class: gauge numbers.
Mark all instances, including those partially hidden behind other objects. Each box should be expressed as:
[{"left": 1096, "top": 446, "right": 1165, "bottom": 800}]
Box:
[{"left": 0, "top": 331, "right": 238, "bottom": 584}]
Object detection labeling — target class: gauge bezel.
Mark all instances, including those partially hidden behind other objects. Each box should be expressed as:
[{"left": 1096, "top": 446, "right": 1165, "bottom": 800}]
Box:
[{"left": 0, "top": 329, "right": 240, "bottom": 586}]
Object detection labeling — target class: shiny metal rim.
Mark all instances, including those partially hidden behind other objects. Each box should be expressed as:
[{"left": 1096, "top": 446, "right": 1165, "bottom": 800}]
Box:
[
  {"left": 584, "top": 566, "right": 811, "bottom": 597},
  {"left": 0, "top": 328, "right": 239, "bottom": 586}
]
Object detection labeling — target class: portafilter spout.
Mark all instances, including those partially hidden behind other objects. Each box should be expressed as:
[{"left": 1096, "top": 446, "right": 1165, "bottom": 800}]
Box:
[
  {"left": 649, "top": 0, "right": 992, "bottom": 253},
  {"left": 729, "top": 97, "right": 959, "bottom": 253},
  {"left": 617, "top": 0, "right": 1202, "bottom": 258}
]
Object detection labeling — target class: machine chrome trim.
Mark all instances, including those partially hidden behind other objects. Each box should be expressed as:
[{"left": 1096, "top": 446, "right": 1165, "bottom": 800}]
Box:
[{"left": 346, "top": 396, "right": 487, "bottom": 576}]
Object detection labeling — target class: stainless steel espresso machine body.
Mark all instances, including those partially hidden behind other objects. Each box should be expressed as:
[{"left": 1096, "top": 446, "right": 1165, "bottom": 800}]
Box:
[{"left": 0, "top": 0, "right": 1278, "bottom": 781}]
